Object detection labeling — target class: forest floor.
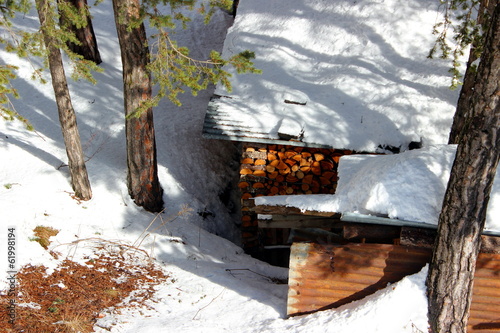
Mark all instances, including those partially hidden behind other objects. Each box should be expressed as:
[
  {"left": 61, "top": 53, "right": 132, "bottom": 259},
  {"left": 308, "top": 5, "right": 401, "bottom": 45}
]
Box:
[{"left": 1, "top": 234, "right": 170, "bottom": 333}]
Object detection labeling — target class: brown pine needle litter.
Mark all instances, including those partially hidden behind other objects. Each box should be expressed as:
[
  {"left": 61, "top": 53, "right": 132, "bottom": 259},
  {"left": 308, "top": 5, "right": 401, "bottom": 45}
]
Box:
[{"left": 0, "top": 241, "right": 170, "bottom": 333}]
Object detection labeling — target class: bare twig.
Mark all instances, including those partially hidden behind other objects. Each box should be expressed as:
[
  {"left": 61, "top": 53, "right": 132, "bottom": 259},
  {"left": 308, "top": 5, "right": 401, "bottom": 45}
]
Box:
[
  {"left": 161, "top": 32, "right": 224, "bottom": 68},
  {"left": 131, "top": 204, "right": 193, "bottom": 251},
  {"left": 192, "top": 288, "right": 226, "bottom": 320},
  {"left": 52, "top": 237, "right": 151, "bottom": 260}
]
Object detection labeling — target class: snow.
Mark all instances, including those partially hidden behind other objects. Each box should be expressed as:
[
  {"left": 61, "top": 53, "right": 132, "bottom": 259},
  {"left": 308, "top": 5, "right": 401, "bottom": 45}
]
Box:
[
  {"left": 212, "top": 0, "right": 461, "bottom": 152},
  {"left": 255, "top": 145, "right": 500, "bottom": 232},
  {"left": 253, "top": 265, "right": 430, "bottom": 333},
  {"left": 0, "top": 0, "right": 493, "bottom": 332}
]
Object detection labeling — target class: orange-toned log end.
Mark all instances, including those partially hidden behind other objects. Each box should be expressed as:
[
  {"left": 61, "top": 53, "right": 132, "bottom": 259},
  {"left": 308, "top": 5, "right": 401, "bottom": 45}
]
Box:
[
  {"left": 240, "top": 168, "right": 252, "bottom": 175},
  {"left": 253, "top": 182, "right": 265, "bottom": 189},
  {"left": 242, "top": 193, "right": 253, "bottom": 199},
  {"left": 253, "top": 170, "right": 266, "bottom": 177},
  {"left": 238, "top": 181, "right": 250, "bottom": 188}
]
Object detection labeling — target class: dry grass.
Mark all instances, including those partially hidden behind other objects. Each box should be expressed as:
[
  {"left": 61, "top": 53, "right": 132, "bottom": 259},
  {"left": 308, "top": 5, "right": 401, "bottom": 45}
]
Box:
[
  {"left": 60, "top": 313, "right": 90, "bottom": 333},
  {"left": 32, "top": 226, "right": 59, "bottom": 249}
]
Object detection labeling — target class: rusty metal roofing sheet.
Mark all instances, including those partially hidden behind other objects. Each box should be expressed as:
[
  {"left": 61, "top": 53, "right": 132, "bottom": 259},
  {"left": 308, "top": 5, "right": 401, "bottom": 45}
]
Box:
[{"left": 288, "top": 242, "right": 500, "bottom": 332}]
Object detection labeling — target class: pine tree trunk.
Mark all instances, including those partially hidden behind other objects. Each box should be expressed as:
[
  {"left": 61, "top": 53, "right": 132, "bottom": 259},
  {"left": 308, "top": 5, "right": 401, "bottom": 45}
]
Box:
[
  {"left": 35, "top": 0, "right": 92, "bottom": 201},
  {"left": 112, "top": 0, "right": 164, "bottom": 212},
  {"left": 427, "top": 3, "right": 500, "bottom": 332},
  {"left": 448, "top": 56, "right": 478, "bottom": 144},
  {"left": 59, "top": 0, "right": 102, "bottom": 64},
  {"left": 449, "top": 0, "right": 496, "bottom": 144}
]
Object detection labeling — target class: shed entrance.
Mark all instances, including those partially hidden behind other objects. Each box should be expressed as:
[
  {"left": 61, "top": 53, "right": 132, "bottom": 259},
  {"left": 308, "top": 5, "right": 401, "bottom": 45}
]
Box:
[{"left": 237, "top": 143, "right": 354, "bottom": 266}]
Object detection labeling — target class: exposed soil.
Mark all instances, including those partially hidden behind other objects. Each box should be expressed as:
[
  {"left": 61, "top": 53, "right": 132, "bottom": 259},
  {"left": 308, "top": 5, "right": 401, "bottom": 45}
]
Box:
[{"left": 0, "top": 245, "right": 169, "bottom": 333}]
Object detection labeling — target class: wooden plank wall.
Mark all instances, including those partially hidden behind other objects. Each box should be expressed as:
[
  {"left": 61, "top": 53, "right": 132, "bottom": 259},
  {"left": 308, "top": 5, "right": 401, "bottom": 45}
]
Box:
[{"left": 288, "top": 242, "right": 500, "bottom": 332}]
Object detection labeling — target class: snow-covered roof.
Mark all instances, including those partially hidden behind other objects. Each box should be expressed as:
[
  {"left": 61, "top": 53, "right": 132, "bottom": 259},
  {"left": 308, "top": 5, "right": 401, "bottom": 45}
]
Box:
[
  {"left": 255, "top": 145, "right": 500, "bottom": 232},
  {"left": 203, "top": 0, "right": 461, "bottom": 152}
]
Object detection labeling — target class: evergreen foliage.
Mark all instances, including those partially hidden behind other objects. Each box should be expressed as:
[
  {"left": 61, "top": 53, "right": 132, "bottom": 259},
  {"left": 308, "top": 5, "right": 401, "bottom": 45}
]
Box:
[
  {"left": 0, "top": 0, "right": 33, "bottom": 128},
  {"left": 429, "top": 0, "right": 487, "bottom": 89},
  {"left": 130, "top": 0, "right": 261, "bottom": 117},
  {"left": 0, "top": 0, "right": 102, "bottom": 129},
  {"left": 139, "top": 30, "right": 259, "bottom": 116},
  {"left": 1, "top": 0, "right": 260, "bottom": 121}
]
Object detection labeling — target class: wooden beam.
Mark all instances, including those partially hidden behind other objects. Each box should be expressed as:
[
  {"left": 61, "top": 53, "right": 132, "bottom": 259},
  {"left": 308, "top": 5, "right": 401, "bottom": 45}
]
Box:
[
  {"left": 343, "top": 223, "right": 400, "bottom": 241},
  {"left": 258, "top": 216, "right": 342, "bottom": 229},
  {"left": 272, "top": 214, "right": 341, "bottom": 221},
  {"left": 254, "top": 208, "right": 500, "bottom": 252},
  {"left": 481, "top": 235, "right": 500, "bottom": 254},
  {"left": 290, "top": 228, "right": 345, "bottom": 243},
  {"left": 253, "top": 204, "right": 340, "bottom": 217},
  {"left": 400, "top": 227, "right": 436, "bottom": 249},
  {"left": 400, "top": 227, "right": 500, "bottom": 253}
]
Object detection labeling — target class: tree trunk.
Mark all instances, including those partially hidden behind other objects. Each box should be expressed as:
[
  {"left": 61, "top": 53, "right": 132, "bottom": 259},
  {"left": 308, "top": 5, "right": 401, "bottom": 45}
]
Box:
[
  {"left": 449, "top": 0, "right": 497, "bottom": 144},
  {"left": 112, "top": 0, "right": 164, "bottom": 212},
  {"left": 427, "top": 2, "right": 500, "bottom": 332},
  {"left": 448, "top": 53, "right": 479, "bottom": 144},
  {"left": 59, "top": 0, "right": 102, "bottom": 64},
  {"left": 35, "top": 0, "right": 92, "bottom": 201}
]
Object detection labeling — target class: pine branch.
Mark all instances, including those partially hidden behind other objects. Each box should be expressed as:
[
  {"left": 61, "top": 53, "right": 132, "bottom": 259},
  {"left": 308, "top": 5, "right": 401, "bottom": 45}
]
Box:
[
  {"left": 429, "top": 0, "right": 484, "bottom": 88},
  {"left": 127, "top": 24, "right": 260, "bottom": 117}
]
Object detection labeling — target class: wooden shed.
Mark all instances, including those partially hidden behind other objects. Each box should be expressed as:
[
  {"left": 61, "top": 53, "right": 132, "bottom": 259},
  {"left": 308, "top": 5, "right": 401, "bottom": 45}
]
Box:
[
  {"left": 202, "top": 0, "right": 461, "bottom": 260},
  {"left": 201, "top": 0, "right": 500, "bottom": 326},
  {"left": 250, "top": 204, "right": 500, "bottom": 331}
]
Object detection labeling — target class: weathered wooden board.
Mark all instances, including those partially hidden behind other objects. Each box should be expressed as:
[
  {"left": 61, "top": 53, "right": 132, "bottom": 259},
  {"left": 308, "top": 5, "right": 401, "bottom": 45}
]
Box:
[
  {"left": 288, "top": 242, "right": 500, "bottom": 332},
  {"left": 258, "top": 216, "right": 342, "bottom": 229},
  {"left": 400, "top": 227, "right": 500, "bottom": 254},
  {"left": 253, "top": 205, "right": 339, "bottom": 217}
]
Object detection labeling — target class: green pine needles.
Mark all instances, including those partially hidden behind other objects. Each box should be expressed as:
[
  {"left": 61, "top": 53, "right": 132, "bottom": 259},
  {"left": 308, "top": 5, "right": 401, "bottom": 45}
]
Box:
[
  {"left": 0, "top": 0, "right": 34, "bottom": 129},
  {"left": 0, "top": 64, "right": 32, "bottom": 129},
  {"left": 140, "top": 30, "right": 259, "bottom": 116},
  {"left": 131, "top": 0, "right": 261, "bottom": 117},
  {"left": 0, "top": 0, "right": 103, "bottom": 129},
  {"left": 429, "top": 0, "right": 487, "bottom": 89},
  {"left": 0, "top": 0, "right": 260, "bottom": 123}
]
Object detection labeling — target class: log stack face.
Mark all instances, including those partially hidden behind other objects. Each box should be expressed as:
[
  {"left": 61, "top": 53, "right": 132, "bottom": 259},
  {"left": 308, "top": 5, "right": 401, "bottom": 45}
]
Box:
[{"left": 238, "top": 143, "right": 353, "bottom": 251}]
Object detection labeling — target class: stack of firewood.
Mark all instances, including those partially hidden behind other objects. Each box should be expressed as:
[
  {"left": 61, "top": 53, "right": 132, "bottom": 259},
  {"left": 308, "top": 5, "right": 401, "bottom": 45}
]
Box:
[
  {"left": 238, "top": 144, "right": 352, "bottom": 249},
  {"left": 239, "top": 144, "right": 350, "bottom": 197}
]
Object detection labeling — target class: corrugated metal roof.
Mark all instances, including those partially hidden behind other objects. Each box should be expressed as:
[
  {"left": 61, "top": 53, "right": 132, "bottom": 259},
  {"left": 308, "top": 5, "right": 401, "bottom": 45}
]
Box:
[
  {"left": 288, "top": 242, "right": 500, "bottom": 332},
  {"left": 202, "top": 98, "right": 336, "bottom": 149},
  {"left": 203, "top": 99, "right": 271, "bottom": 140}
]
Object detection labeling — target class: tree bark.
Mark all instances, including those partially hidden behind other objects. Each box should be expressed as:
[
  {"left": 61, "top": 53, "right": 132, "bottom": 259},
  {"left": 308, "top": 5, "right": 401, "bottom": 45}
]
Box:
[
  {"left": 427, "top": 2, "right": 500, "bottom": 332},
  {"left": 449, "top": 0, "right": 496, "bottom": 144},
  {"left": 112, "top": 0, "right": 164, "bottom": 212},
  {"left": 36, "top": 0, "right": 92, "bottom": 201},
  {"left": 448, "top": 53, "right": 479, "bottom": 144},
  {"left": 59, "top": 0, "right": 102, "bottom": 64}
]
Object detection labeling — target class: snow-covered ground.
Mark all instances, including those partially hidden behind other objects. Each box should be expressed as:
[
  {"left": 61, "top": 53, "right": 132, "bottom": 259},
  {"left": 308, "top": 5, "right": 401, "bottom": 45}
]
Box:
[{"left": 0, "top": 0, "right": 492, "bottom": 332}]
